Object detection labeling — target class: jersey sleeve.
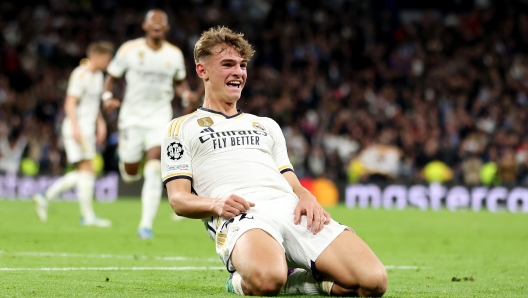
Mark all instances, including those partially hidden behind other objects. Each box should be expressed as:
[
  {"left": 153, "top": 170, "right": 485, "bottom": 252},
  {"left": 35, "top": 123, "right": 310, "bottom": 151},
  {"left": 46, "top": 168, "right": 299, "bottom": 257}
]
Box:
[
  {"left": 268, "top": 119, "right": 294, "bottom": 174},
  {"left": 161, "top": 121, "right": 193, "bottom": 186},
  {"left": 106, "top": 45, "right": 128, "bottom": 78},
  {"left": 66, "top": 70, "right": 84, "bottom": 98},
  {"left": 173, "top": 49, "right": 187, "bottom": 81}
]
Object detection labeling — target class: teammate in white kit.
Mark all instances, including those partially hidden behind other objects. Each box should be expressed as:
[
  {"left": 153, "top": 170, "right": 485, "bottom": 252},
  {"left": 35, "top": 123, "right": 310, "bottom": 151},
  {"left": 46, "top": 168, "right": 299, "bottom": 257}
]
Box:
[
  {"left": 33, "top": 41, "right": 113, "bottom": 227},
  {"left": 162, "top": 27, "right": 387, "bottom": 297},
  {"left": 103, "top": 9, "right": 199, "bottom": 239}
]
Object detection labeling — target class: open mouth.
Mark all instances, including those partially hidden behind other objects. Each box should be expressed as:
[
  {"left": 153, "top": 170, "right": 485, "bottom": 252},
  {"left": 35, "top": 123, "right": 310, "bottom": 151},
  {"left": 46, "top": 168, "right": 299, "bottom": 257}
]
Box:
[{"left": 226, "top": 81, "right": 242, "bottom": 89}]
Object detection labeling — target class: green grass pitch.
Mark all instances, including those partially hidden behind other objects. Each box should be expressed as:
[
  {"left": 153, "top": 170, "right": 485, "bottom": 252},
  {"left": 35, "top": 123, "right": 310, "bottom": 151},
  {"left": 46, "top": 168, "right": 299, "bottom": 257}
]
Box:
[{"left": 0, "top": 198, "right": 526, "bottom": 297}]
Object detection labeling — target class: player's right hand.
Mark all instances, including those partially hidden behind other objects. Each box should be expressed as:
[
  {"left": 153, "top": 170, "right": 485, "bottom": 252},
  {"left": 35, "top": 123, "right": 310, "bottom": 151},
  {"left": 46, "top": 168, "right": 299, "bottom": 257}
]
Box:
[
  {"left": 103, "top": 98, "right": 121, "bottom": 113},
  {"left": 215, "top": 194, "right": 255, "bottom": 219},
  {"left": 73, "top": 127, "right": 83, "bottom": 144}
]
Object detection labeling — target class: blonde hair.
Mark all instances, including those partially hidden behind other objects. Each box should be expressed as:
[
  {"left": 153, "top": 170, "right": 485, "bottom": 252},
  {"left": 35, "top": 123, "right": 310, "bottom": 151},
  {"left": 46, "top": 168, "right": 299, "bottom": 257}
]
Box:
[
  {"left": 194, "top": 26, "right": 255, "bottom": 63},
  {"left": 86, "top": 41, "right": 114, "bottom": 56}
]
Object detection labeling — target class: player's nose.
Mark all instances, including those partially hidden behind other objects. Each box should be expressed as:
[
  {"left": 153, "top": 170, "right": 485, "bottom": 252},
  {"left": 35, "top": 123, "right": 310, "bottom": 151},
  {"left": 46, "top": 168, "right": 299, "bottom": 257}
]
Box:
[{"left": 232, "top": 64, "right": 244, "bottom": 77}]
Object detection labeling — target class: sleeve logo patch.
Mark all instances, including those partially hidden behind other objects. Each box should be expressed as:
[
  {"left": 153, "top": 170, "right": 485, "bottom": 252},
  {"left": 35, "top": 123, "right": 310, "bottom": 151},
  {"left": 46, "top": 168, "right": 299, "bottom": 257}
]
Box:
[
  {"left": 167, "top": 164, "right": 189, "bottom": 171},
  {"left": 167, "top": 142, "right": 184, "bottom": 160}
]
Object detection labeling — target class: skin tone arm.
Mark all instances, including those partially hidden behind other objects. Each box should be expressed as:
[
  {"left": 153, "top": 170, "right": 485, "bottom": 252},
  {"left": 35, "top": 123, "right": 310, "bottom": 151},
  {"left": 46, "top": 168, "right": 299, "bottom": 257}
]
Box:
[
  {"left": 282, "top": 171, "right": 331, "bottom": 235},
  {"left": 166, "top": 178, "right": 254, "bottom": 219},
  {"left": 174, "top": 79, "right": 202, "bottom": 114},
  {"left": 64, "top": 95, "right": 82, "bottom": 143},
  {"left": 95, "top": 112, "right": 106, "bottom": 145},
  {"left": 102, "top": 75, "right": 121, "bottom": 113}
]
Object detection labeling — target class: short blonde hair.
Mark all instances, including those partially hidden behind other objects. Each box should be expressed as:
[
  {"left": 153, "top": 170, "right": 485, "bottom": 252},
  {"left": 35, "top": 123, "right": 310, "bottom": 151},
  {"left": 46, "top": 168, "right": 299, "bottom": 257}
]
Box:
[
  {"left": 86, "top": 41, "right": 114, "bottom": 56},
  {"left": 194, "top": 26, "right": 255, "bottom": 63}
]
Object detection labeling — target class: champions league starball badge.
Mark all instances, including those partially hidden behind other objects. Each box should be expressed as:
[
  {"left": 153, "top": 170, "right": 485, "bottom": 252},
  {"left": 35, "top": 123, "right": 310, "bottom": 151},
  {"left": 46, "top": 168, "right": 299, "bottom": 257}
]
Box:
[{"left": 167, "top": 142, "right": 184, "bottom": 160}]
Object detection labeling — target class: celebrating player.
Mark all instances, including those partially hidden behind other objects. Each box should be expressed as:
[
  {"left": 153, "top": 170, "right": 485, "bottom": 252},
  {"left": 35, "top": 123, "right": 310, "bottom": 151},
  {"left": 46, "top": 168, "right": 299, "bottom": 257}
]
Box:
[
  {"left": 33, "top": 41, "right": 113, "bottom": 227},
  {"left": 103, "top": 9, "right": 199, "bottom": 239},
  {"left": 162, "top": 27, "right": 387, "bottom": 296}
]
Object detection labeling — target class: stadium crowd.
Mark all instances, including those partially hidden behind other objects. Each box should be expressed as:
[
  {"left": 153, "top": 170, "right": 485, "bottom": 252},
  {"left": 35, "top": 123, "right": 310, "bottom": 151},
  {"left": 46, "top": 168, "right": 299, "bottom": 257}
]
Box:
[{"left": 1, "top": 0, "right": 528, "bottom": 186}]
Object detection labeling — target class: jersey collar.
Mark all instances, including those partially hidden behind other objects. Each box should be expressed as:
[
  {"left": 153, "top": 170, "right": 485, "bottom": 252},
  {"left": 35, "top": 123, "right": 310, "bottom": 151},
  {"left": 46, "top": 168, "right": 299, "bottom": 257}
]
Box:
[{"left": 198, "top": 106, "right": 244, "bottom": 119}]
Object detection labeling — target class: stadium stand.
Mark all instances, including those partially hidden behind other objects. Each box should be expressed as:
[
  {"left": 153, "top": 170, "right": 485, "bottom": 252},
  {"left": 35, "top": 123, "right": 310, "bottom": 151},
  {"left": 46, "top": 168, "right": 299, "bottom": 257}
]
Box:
[{"left": 0, "top": 0, "right": 528, "bottom": 186}]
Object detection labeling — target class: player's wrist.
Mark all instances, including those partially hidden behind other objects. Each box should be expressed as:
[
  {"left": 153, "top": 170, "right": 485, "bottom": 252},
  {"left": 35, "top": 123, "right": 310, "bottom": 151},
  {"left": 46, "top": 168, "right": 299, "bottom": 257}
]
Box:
[{"left": 102, "top": 91, "right": 113, "bottom": 101}]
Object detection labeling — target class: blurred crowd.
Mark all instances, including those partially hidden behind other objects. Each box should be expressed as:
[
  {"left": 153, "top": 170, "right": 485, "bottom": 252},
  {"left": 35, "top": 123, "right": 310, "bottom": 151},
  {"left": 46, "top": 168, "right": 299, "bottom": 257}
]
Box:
[{"left": 1, "top": 0, "right": 528, "bottom": 186}]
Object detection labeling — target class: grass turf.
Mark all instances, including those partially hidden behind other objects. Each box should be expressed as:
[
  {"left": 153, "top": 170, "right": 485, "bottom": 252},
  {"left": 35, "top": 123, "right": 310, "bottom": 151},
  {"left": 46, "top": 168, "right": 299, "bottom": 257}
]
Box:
[{"left": 0, "top": 198, "right": 526, "bottom": 297}]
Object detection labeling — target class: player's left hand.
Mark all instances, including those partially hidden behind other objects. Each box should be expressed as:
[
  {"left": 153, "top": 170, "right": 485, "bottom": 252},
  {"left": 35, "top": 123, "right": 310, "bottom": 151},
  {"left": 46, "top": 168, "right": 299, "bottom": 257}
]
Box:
[{"left": 294, "top": 191, "right": 331, "bottom": 235}]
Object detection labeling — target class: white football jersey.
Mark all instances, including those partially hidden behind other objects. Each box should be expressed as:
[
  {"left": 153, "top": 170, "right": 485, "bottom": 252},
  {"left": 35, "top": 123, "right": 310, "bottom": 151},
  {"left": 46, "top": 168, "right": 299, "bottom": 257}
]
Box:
[
  {"left": 161, "top": 107, "right": 296, "bottom": 205},
  {"left": 107, "top": 38, "right": 187, "bottom": 129},
  {"left": 63, "top": 64, "right": 104, "bottom": 135}
]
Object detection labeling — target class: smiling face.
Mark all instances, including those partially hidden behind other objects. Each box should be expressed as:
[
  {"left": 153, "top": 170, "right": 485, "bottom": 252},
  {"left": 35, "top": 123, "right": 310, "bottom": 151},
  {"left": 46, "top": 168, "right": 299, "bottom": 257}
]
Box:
[
  {"left": 142, "top": 10, "right": 169, "bottom": 41},
  {"left": 197, "top": 44, "right": 248, "bottom": 104}
]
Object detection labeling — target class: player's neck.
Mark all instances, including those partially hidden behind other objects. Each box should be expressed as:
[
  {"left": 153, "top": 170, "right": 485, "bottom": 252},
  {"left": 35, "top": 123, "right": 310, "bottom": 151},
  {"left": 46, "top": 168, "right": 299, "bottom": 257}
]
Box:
[
  {"left": 86, "top": 61, "right": 97, "bottom": 72},
  {"left": 145, "top": 37, "right": 163, "bottom": 50},
  {"left": 202, "top": 98, "right": 238, "bottom": 116}
]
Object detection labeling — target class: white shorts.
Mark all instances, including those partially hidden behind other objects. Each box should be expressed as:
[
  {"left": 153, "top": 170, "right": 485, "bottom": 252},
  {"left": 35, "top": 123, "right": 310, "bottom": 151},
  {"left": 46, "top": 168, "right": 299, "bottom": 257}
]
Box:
[
  {"left": 117, "top": 126, "right": 164, "bottom": 163},
  {"left": 63, "top": 133, "right": 96, "bottom": 164},
  {"left": 204, "top": 196, "right": 350, "bottom": 275}
]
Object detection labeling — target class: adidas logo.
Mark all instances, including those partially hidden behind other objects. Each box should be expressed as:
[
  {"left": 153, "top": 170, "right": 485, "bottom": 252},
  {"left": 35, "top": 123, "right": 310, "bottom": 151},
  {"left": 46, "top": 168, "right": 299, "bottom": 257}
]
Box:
[{"left": 200, "top": 127, "right": 215, "bottom": 133}]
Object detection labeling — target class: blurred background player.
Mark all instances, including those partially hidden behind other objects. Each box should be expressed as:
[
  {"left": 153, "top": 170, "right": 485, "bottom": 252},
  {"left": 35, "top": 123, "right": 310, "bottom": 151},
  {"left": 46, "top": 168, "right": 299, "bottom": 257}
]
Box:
[
  {"left": 33, "top": 41, "right": 113, "bottom": 227},
  {"left": 103, "top": 9, "right": 200, "bottom": 239}
]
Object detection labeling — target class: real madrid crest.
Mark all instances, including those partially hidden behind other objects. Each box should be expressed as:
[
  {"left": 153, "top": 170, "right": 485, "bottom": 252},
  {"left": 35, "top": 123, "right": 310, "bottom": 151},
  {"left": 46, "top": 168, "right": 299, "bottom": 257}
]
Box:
[
  {"left": 252, "top": 122, "right": 266, "bottom": 132},
  {"left": 167, "top": 142, "right": 184, "bottom": 161},
  {"left": 197, "top": 117, "right": 214, "bottom": 127}
]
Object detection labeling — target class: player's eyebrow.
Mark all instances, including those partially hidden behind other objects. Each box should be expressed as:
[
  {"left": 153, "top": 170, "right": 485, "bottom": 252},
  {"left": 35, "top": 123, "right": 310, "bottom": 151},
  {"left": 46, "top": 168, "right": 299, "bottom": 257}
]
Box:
[{"left": 220, "top": 59, "right": 248, "bottom": 64}]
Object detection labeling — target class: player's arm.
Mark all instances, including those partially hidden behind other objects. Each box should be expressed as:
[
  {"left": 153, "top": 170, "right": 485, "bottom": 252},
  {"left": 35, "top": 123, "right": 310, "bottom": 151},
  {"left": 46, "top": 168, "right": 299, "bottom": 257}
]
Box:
[
  {"left": 95, "top": 112, "right": 106, "bottom": 145},
  {"left": 174, "top": 79, "right": 202, "bottom": 114},
  {"left": 102, "top": 43, "right": 128, "bottom": 114},
  {"left": 268, "top": 119, "right": 330, "bottom": 234},
  {"left": 282, "top": 171, "right": 331, "bottom": 234},
  {"left": 102, "top": 75, "right": 121, "bottom": 113},
  {"left": 166, "top": 179, "right": 254, "bottom": 219},
  {"left": 64, "top": 95, "right": 82, "bottom": 143}
]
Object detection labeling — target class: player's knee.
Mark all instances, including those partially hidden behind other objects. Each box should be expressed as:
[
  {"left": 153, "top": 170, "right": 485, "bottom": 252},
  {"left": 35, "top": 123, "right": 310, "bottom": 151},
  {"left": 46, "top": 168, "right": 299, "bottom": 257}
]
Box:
[
  {"left": 357, "top": 267, "right": 387, "bottom": 297},
  {"left": 247, "top": 269, "right": 286, "bottom": 296},
  {"left": 119, "top": 161, "right": 141, "bottom": 183}
]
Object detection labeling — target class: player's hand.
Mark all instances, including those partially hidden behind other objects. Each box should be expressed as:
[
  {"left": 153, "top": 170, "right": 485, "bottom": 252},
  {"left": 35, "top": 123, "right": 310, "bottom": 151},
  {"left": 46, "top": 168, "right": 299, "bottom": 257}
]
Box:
[
  {"left": 103, "top": 98, "right": 121, "bottom": 114},
  {"left": 294, "top": 191, "right": 331, "bottom": 235},
  {"left": 215, "top": 194, "right": 255, "bottom": 219},
  {"left": 72, "top": 127, "right": 83, "bottom": 144}
]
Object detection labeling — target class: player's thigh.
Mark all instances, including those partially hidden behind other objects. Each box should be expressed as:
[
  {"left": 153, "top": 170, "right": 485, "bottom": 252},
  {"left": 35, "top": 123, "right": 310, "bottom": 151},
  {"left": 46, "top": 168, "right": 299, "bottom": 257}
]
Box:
[
  {"left": 63, "top": 135, "right": 95, "bottom": 165},
  {"left": 143, "top": 126, "right": 164, "bottom": 160},
  {"left": 315, "top": 230, "right": 386, "bottom": 290},
  {"left": 118, "top": 127, "right": 146, "bottom": 164},
  {"left": 231, "top": 229, "right": 288, "bottom": 287}
]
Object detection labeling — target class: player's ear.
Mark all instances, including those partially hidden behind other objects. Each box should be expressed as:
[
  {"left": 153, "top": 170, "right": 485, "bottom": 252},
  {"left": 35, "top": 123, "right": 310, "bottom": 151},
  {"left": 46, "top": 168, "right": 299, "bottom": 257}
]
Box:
[
  {"left": 141, "top": 21, "right": 148, "bottom": 32},
  {"left": 196, "top": 63, "right": 208, "bottom": 80}
]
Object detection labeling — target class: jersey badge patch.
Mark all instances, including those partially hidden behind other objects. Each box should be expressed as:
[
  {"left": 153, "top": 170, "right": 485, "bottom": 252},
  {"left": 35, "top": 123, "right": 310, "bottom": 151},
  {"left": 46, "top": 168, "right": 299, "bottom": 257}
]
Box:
[
  {"left": 252, "top": 122, "right": 266, "bottom": 132},
  {"left": 167, "top": 142, "right": 184, "bottom": 161},
  {"left": 197, "top": 117, "right": 214, "bottom": 127}
]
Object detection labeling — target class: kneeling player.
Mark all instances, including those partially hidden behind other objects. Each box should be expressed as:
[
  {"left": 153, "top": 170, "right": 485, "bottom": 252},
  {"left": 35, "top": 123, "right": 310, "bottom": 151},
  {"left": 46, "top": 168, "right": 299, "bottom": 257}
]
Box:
[{"left": 162, "top": 27, "right": 387, "bottom": 296}]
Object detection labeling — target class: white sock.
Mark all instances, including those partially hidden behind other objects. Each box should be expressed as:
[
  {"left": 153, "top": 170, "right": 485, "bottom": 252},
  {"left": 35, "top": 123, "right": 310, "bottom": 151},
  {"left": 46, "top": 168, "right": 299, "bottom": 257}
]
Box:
[
  {"left": 45, "top": 171, "right": 78, "bottom": 201},
  {"left": 76, "top": 171, "right": 96, "bottom": 221},
  {"left": 139, "top": 160, "right": 162, "bottom": 229},
  {"left": 231, "top": 271, "right": 245, "bottom": 295},
  {"left": 282, "top": 268, "right": 333, "bottom": 295}
]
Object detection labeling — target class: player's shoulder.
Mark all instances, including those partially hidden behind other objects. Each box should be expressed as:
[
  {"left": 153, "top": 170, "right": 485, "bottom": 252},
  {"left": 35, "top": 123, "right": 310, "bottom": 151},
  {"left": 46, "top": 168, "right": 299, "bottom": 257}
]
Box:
[
  {"left": 162, "top": 41, "right": 183, "bottom": 54},
  {"left": 247, "top": 114, "right": 280, "bottom": 130},
  {"left": 166, "top": 110, "right": 205, "bottom": 137},
  {"left": 69, "top": 64, "right": 90, "bottom": 81},
  {"left": 116, "top": 38, "right": 146, "bottom": 55}
]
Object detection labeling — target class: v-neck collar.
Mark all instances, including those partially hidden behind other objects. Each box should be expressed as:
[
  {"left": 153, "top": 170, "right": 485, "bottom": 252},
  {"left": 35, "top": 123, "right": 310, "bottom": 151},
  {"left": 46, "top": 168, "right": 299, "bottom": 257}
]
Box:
[{"left": 198, "top": 106, "right": 244, "bottom": 119}]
